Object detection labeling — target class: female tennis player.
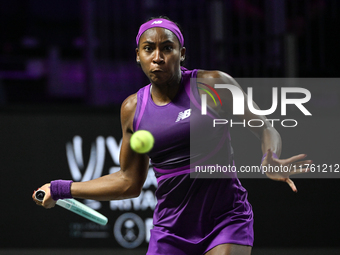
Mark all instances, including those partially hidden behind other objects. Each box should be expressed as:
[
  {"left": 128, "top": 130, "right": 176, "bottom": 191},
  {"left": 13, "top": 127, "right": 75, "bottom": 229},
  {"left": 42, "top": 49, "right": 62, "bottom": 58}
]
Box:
[{"left": 33, "top": 17, "right": 311, "bottom": 255}]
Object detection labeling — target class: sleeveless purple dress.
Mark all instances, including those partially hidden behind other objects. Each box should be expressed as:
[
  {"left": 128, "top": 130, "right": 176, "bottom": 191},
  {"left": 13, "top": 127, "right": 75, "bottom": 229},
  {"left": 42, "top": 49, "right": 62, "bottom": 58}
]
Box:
[{"left": 133, "top": 68, "right": 254, "bottom": 255}]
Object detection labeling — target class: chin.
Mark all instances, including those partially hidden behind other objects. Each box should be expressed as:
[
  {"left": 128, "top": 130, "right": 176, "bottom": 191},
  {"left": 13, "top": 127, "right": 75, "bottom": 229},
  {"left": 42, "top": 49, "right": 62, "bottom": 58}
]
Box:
[{"left": 150, "top": 74, "right": 169, "bottom": 84}]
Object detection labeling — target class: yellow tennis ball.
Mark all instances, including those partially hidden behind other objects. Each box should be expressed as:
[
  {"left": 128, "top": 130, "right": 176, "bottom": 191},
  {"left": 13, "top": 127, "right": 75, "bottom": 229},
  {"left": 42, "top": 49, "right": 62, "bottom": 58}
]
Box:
[{"left": 130, "top": 130, "right": 154, "bottom": 154}]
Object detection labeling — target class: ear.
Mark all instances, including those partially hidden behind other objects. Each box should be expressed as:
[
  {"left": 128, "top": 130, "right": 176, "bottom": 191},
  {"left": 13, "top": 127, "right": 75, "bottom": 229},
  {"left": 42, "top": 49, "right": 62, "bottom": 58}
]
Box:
[
  {"left": 180, "top": 47, "right": 186, "bottom": 61},
  {"left": 136, "top": 48, "right": 140, "bottom": 63}
]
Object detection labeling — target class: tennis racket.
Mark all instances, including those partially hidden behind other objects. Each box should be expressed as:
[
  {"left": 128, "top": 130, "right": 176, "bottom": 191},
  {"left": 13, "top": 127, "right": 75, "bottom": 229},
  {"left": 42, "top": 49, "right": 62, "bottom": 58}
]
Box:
[{"left": 35, "top": 190, "right": 108, "bottom": 225}]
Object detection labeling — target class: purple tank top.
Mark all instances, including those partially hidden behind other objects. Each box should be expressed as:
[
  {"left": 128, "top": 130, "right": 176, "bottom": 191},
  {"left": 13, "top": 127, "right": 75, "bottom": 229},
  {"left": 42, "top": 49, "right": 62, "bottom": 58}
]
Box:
[
  {"left": 134, "top": 68, "right": 254, "bottom": 254},
  {"left": 133, "top": 68, "right": 234, "bottom": 181},
  {"left": 133, "top": 69, "right": 194, "bottom": 171}
]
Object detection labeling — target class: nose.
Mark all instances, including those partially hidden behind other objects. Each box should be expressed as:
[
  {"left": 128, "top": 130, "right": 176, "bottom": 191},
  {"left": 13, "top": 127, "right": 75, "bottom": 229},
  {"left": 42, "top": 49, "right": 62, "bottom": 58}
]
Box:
[{"left": 152, "top": 49, "right": 164, "bottom": 64}]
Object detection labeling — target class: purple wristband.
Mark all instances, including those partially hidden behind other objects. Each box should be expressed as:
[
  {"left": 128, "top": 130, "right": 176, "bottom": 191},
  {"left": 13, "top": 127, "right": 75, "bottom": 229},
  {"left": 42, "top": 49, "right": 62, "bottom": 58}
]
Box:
[{"left": 50, "top": 180, "right": 73, "bottom": 201}]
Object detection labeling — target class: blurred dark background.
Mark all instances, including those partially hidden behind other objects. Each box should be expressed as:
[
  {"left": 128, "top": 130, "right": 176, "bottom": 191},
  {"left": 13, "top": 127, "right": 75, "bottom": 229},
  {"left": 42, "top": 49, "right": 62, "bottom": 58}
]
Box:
[
  {"left": 0, "top": 0, "right": 339, "bottom": 107},
  {"left": 1, "top": 0, "right": 340, "bottom": 254}
]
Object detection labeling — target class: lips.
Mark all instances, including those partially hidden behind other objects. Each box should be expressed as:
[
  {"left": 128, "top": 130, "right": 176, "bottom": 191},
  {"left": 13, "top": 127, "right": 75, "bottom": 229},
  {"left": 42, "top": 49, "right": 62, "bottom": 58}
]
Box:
[{"left": 151, "top": 69, "right": 163, "bottom": 73}]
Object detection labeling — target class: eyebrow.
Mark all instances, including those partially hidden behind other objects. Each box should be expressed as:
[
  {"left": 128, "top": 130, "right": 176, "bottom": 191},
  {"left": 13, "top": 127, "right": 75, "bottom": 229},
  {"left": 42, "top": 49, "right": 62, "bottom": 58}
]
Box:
[{"left": 141, "top": 40, "right": 175, "bottom": 45}]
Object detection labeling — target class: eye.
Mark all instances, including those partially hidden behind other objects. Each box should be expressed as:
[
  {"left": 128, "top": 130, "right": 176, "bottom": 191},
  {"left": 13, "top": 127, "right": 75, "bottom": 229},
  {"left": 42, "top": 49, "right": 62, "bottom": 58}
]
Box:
[
  {"left": 164, "top": 45, "right": 173, "bottom": 51},
  {"left": 144, "top": 45, "right": 153, "bottom": 52}
]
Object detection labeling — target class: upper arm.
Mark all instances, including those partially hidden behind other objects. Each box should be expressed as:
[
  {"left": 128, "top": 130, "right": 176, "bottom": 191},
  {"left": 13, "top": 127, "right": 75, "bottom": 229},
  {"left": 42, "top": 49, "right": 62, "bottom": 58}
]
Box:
[
  {"left": 119, "top": 94, "right": 149, "bottom": 193},
  {"left": 197, "top": 70, "right": 276, "bottom": 139}
]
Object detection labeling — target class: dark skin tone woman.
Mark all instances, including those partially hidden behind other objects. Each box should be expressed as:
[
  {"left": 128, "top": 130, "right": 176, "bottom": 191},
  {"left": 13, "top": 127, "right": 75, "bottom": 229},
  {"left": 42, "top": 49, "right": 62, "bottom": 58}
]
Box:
[{"left": 33, "top": 19, "right": 311, "bottom": 255}]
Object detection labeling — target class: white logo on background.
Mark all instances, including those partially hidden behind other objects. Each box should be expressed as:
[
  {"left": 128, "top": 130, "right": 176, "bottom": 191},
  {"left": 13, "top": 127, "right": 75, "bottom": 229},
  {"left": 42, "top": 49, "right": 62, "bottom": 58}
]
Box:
[
  {"left": 66, "top": 136, "right": 122, "bottom": 209},
  {"left": 66, "top": 136, "right": 158, "bottom": 211},
  {"left": 201, "top": 85, "right": 311, "bottom": 116},
  {"left": 114, "top": 213, "right": 145, "bottom": 249},
  {"left": 66, "top": 136, "right": 122, "bottom": 182},
  {"left": 151, "top": 20, "right": 163, "bottom": 25},
  {"left": 176, "top": 109, "right": 191, "bottom": 122}
]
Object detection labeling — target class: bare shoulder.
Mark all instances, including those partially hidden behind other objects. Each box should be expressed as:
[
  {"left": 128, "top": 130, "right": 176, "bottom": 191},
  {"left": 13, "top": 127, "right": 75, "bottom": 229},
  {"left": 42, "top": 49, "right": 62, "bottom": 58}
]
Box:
[
  {"left": 121, "top": 93, "right": 137, "bottom": 132},
  {"left": 121, "top": 93, "right": 137, "bottom": 115},
  {"left": 197, "top": 70, "right": 243, "bottom": 92},
  {"left": 197, "top": 70, "right": 235, "bottom": 83},
  {"left": 196, "top": 70, "right": 245, "bottom": 115}
]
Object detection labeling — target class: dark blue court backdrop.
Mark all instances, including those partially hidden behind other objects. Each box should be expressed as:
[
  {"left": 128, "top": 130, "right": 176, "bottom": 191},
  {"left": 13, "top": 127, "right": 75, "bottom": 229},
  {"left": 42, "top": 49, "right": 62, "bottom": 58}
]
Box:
[
  {"left": 1, "top": 106, "right": 339, "bottom": 249},
  {"left": 1, "top": 109, "right": 155, "bottom": 249}
]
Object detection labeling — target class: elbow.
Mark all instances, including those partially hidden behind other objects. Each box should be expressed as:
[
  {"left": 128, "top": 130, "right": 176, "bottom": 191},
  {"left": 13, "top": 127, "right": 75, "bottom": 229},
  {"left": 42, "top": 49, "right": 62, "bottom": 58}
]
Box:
[
  {"left": 129, "top": 190, "right": 142, "bottom": 198},
  {"left": 127, "top": 187, "right": 143, "bottom": 198},
  {"left": 114, "top": 170, "right": 144, "bottom": 199},
  {"left": 124, "top": 182, "right": 143, "bottom": 199}
]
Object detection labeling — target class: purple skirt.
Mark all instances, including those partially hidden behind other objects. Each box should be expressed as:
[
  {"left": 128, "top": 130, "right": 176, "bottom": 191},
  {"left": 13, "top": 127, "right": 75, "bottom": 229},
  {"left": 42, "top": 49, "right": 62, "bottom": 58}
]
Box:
[{"left": 147, "top": 174, "right": 254, "bottom": 255}]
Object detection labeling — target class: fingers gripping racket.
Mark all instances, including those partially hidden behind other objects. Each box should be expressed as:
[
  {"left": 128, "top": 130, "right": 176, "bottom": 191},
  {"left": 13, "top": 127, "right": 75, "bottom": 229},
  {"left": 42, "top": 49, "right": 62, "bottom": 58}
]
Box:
[{"left": 35, "top": 190, "right": 108, "bottom": 225}]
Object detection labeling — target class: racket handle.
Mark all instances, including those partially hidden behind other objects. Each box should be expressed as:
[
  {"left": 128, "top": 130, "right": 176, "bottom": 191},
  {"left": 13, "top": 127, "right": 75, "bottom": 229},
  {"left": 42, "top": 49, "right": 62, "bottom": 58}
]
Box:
[
  {"left": 35, "top": 190, "right": 46, "bottom": 202},
  {"left": 34, "top": 189, "right": 108, "bottom": 225}
]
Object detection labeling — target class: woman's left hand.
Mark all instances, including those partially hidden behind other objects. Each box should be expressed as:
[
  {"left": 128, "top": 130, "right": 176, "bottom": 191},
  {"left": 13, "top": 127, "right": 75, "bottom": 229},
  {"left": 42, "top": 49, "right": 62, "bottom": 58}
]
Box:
[{"left": 262, "top": 149, "right": 312, "bottom": 192}]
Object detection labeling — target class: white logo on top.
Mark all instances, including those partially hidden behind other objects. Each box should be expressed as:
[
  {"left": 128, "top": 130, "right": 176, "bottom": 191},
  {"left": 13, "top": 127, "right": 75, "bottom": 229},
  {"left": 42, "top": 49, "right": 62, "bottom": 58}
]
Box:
[
  {"left": 151, "top": 21, "right": 163, "bottom": 25},
  {"left": 176, "top": 109, "right": 191, "bottom": 122}
]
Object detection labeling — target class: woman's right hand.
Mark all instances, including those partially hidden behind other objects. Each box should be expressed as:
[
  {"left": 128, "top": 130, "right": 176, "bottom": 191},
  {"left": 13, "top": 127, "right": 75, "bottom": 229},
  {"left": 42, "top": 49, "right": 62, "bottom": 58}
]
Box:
[{"left": 32, "top": 183, "right": 57, "bottom": 209}]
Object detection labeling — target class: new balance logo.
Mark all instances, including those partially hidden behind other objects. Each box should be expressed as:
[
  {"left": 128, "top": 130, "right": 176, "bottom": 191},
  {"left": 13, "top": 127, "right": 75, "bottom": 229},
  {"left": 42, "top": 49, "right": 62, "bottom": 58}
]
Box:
[
  {"left": 151, "top": 20, "right": 163, "bottom": 25},
  {"left": 176, "top": 109, "right": 191, "bottom": 122}
]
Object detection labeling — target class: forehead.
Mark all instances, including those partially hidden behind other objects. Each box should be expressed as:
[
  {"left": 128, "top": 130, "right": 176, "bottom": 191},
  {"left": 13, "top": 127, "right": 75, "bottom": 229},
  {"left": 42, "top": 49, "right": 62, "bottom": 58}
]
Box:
[{"left": 139, "top": 27, "right": 179, "bottom": 45}]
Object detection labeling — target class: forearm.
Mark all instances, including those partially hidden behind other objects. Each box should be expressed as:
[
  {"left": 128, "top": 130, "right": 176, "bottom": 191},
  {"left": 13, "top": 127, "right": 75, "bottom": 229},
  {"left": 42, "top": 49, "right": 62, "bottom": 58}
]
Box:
[
  {"left": 261, "top": 126, "right": 282, "bottom": 157},
  {"left": 70, "top": 170, "right": 140, "bottom": 201}
]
